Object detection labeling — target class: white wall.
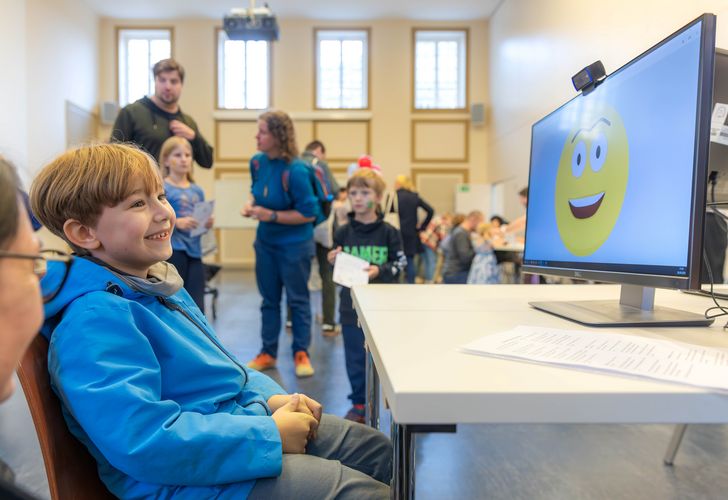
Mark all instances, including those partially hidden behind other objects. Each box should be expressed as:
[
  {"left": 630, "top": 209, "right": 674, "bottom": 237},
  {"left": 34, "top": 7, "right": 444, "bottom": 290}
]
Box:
[
  {"left": 488, "top": 0, "right": 728, "bottom": 220},
  {"left": 25, "top": 0, "right": 99, "bottom": 177},
  {"left": 0, "top": 0, "right": 28, "bottom": 186}
]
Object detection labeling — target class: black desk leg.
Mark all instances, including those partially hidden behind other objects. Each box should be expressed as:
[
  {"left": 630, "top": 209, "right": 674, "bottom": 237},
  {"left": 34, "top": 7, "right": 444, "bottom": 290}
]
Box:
[
  {"left": 391, "top": 422, "right": 457, "bottom": 500},
  {"left": 365, "top": 346, "right": 380, "bottom": 429}
]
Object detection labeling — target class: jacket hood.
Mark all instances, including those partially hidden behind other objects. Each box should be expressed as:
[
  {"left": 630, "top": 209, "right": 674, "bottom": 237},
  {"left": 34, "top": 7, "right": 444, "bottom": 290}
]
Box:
[{"left": 42, "top": 257, "right": 182, "bottom": 322}]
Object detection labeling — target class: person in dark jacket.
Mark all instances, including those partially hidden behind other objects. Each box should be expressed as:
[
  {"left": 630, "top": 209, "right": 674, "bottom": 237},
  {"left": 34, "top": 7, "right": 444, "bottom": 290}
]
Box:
[
  {"left": 442, "top": 210, "right": 484, "bottom": 284},
  {"left": 328, "top": 169, "right": 406, "bottom": 423},
  {"left": 110, "top": 58, "right": 214, "bottom": 168},
  {"left": 391, "top": 175, "right": 434, "bottom": 283}
]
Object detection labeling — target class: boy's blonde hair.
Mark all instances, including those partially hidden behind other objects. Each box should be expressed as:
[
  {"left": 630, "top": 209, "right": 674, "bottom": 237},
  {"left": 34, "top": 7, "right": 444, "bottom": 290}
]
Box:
[
  {"left": 159, "top": 136, "right": 194, "bottom": 182},
  {"left": 347, "top": 168, "right": 386, "bottom": 198},
  {"left": 30, "top": 143, "right": 163, "bottom": 253}
]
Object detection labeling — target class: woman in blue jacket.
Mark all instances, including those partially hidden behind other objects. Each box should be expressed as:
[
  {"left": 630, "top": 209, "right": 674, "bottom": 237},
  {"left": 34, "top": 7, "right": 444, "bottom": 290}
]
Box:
[{"left": 242, "top": 111, "right": 319, "bottom": 378}]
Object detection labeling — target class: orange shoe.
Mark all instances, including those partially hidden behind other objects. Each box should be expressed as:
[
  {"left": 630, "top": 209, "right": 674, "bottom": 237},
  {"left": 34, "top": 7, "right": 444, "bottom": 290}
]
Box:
[
  {"left": 247, "top": 353, "right": 277, "bottom": 371},
  {"left": 294, "top": 351, "right": 315, "bottom": 378}
]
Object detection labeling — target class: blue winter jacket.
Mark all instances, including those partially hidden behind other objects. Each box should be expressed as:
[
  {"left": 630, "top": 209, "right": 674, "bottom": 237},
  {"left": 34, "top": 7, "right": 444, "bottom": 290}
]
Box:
[{"left": 41, "top": 257, "right": 286, "bottom": 499}]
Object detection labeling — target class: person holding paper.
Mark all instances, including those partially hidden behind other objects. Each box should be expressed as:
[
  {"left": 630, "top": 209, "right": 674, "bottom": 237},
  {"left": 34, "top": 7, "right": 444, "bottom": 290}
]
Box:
[
  {"left": 160, "top": 136, "right": 213, "bottom": 311},
  {"left": 328, "top": 169, "right": 406, "bottom": 423}
]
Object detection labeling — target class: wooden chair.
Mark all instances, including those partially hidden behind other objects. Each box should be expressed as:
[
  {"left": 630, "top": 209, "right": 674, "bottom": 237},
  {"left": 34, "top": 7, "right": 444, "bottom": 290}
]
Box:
[{"left": 16, "top": 335, "right": 116, "bottom": 500}]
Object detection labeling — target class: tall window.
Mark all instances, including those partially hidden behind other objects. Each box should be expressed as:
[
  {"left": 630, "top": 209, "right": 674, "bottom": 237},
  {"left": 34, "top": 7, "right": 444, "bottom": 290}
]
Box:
[
  {"left": 118, "top": 28, "right": 172, "bottom": 107},
  {"left": 217, "top": 30, "right": 270, "bottom": 109},
  {"left": 414, "top": 30, "right": 468, "bottom": 110},
  {"left": 316, "top": 29, "right": 369, "bottom": 109}
]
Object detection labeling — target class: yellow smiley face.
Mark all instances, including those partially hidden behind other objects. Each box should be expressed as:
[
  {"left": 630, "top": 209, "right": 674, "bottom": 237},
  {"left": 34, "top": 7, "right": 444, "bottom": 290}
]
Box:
[{"left": 554, "top": 105, "right": 629, "bottom": 256}]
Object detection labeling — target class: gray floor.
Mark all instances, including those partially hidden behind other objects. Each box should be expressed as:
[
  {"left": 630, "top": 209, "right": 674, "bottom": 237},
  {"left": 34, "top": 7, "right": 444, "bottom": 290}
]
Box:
[{"left": 3, "top": 269, "right": 728, "bottom": 499}]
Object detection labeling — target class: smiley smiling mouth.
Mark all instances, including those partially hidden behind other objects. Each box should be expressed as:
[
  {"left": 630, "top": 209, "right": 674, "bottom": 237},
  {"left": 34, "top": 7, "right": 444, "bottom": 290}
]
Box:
[{"left": 568, "top": 192, "right": 605, "bottom": 219}]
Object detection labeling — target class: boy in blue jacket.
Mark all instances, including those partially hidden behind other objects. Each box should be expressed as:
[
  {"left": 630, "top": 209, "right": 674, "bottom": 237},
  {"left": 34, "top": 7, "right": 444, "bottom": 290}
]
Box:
[{"left": 29, "top": 144, "right": 390, "bottom": 499}]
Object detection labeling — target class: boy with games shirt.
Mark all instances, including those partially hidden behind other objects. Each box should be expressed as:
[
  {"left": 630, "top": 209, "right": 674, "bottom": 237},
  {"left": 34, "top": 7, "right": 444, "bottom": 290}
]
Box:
[
  {"left": 328, "top": 169, "right": 406, "bottom": 423},
  {"left": 30, "top": 143, "right": 391, "bottom": 499}
]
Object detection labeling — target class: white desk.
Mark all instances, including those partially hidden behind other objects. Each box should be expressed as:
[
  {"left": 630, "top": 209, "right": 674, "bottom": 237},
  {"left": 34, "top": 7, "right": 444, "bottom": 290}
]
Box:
[{"left": 351, "top": 284, "right": 728, "bottom": 499}]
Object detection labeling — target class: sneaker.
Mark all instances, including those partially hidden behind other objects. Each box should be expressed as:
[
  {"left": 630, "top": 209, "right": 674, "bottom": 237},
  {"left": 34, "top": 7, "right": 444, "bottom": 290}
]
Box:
[
  {"left": 294, "top": 351, "right": 315, "bottom": 378},
  {"left": 322, "top": 323, "right": 340, "bottom": 338},
  {"left": 344, "top": 404, "right": 366, "bottom": 424},
  {"left": 247, "top": 353, "right": 276, "bottom": 371}
]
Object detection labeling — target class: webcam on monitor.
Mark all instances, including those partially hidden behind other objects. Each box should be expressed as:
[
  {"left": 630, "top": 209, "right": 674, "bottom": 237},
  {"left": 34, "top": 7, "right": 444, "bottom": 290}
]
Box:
[{"left": 571, "top": 60, "right": 606, "bottom": 94}]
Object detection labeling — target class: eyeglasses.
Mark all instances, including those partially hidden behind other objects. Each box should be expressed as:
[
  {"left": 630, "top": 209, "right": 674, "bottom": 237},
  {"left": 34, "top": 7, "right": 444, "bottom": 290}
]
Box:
[{"left": 0, "top": 249, "right": 73, "bottom": 302}]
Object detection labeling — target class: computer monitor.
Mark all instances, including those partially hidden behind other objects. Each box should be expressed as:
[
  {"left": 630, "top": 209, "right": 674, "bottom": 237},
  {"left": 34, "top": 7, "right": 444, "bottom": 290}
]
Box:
[{"left": 523, "top": 14, "right": 716, "bottom": 327}]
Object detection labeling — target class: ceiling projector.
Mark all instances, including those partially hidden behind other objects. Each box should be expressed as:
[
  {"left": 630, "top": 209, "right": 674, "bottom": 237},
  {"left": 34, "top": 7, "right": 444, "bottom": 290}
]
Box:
[{"left": 224, "top": 4, "right": 280, "bottom": 41}]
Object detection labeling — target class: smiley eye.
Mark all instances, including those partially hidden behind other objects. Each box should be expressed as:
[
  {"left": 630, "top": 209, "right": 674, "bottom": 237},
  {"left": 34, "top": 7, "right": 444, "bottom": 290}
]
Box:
[
  {"left": 571, "top": 141, "right": 587, "bottom": 177},
  {"left": 590, "top": 132, "right": 608, "bottom": 172}
]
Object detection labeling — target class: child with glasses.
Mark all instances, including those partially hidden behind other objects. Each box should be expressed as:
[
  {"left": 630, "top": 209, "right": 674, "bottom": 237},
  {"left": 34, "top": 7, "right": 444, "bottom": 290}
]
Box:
[{"left": 29, "top": 143, "right": 391, "bottom": 499}]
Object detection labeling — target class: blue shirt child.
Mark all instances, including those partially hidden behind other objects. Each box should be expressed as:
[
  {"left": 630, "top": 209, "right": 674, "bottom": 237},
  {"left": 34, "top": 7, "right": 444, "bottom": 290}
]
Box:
[{"left": 164, "top": 181, "right": 206, "bottom": 258}]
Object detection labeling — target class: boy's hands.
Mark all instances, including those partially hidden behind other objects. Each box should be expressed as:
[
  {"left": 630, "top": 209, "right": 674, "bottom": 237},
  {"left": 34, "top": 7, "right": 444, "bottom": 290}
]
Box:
[
  {"left": 328, "top": 246, "right": 342, "bottom": 265},
  {"left": 268, "top": 393, "right": 323, "bottom": 422},
  {"left": 271, "top": 394, "right": 319, "bottom": 454},
  {"left": 176, "top": 216, "right": 199, "bottom": 231}
]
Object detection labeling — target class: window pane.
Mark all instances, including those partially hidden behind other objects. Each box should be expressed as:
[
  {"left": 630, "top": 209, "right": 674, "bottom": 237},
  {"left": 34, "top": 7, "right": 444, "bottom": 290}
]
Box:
[
  {"left": 224, "top": 40, "right": 245, "bottom": 109},
  {"left": 118, "top": 29, "right": 171, "bottom": 107},
  {"left": 414, "top": 31, "right": 466, "bottom": 109},
  {"left": 217, "top": 32, "right": 270, "bottom": 109},
  {"left": 127, "top": 39, "right": 151, "bottom": 104},
  {"left": 247, "top": 41, "right": 268, "bottom": 109},
  {"left": 316, "top": 31, "right": 368, "bottom": 109}
]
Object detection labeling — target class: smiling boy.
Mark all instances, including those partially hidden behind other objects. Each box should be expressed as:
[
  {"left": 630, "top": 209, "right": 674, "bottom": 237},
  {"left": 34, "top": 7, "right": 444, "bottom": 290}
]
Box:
[{"left": 29, "top": 144, "right": 391, "bottom": 499}]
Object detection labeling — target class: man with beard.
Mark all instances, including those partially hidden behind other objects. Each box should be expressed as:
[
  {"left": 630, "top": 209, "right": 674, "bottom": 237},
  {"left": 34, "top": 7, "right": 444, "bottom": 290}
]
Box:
[{"left": 111, "top": 58, "right": 213, "bottom": 168}]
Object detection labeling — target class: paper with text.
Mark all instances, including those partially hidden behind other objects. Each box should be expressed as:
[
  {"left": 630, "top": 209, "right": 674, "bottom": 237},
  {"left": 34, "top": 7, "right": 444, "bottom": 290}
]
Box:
[
  {"left": 333, "top": 252, "right": 370, "bottom": 288},
  {"left": 460, "top": 326, "right": 728, "bottom": 392},
  {"left": 190, "top": 200, "right": 215, "bottom": 237},
  {"left": 711, "top": 102, "right": 728, "bottom": 146}
]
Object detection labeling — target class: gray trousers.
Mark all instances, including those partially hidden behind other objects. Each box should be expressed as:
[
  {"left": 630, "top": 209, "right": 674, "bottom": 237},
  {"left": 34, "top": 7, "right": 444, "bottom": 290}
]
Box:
[{"left": 248, "top": 414, "right": 391, "bottom": 499}]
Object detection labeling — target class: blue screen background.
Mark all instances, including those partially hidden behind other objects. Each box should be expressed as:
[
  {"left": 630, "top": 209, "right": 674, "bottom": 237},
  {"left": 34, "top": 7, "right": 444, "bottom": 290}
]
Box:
[{"left": 524, "top": 21, "right": 703, "bottom": 272}]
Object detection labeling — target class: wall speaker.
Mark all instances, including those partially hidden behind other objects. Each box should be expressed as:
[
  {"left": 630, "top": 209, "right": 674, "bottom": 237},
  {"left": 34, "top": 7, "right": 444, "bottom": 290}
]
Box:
[
  {"left": 100, "top": 101, "right": 120, "bottom": 125},
  {"left": 471, "top": 103, "right": 486, "bottom": 127}
]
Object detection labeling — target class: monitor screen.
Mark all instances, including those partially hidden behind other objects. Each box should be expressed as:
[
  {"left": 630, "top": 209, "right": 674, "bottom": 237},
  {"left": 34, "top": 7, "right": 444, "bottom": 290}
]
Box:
[{"left": 523, "top": 15, "right": 715, "bottom": 291}]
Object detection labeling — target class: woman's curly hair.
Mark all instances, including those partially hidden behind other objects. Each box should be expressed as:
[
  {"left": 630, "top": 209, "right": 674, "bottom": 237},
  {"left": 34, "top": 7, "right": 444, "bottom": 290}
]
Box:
[{"left": 259, "top": 110, "right": 299, "bottom": 163}]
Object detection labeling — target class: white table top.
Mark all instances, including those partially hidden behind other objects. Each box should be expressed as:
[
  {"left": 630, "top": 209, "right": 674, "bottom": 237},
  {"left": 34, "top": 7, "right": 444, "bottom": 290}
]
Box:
[{"left": 352, "top": 284, "right": 728, "bottom": 425}]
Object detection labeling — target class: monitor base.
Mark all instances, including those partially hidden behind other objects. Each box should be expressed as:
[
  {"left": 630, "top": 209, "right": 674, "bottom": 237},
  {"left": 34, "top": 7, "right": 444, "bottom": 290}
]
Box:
[{"left": 530, "top": 299, "right": 713, "bottom": 327}]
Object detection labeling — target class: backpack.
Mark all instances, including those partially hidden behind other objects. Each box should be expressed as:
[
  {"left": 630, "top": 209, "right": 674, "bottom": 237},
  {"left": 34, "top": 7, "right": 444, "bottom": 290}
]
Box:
[{"left": 282, "top": 157, "right": 334, "bottom": 225}]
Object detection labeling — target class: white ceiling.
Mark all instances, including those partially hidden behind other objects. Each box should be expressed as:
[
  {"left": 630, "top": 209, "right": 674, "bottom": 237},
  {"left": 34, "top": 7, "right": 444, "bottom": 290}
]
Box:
[{"left": 82, "top": 0, "right": 503, "bottom": 21}]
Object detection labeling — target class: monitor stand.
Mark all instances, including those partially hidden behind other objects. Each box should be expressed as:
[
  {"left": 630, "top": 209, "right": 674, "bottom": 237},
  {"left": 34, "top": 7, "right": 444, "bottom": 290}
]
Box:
[{"left": 530, "top": 284, "right": 714, "bottom": 327}]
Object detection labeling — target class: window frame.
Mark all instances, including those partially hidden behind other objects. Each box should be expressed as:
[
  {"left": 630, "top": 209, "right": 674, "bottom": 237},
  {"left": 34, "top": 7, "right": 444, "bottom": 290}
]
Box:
[
  {"left": 411, "top": 27, "right": 470, "bottom": 113},
  {"left": 214, "top": 27, "right": 274, "bottom": 111},
  {"left": 313, "top": 27, "right": 371, "bottom": 111},
  {"left": 115, "top": 26, "right": 174, "bottom": 107}
]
